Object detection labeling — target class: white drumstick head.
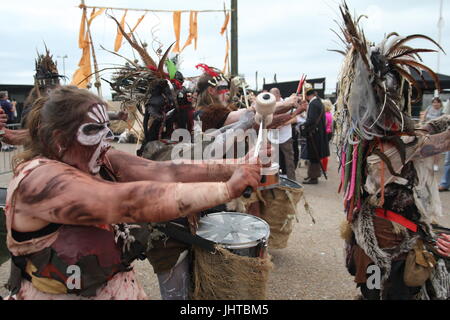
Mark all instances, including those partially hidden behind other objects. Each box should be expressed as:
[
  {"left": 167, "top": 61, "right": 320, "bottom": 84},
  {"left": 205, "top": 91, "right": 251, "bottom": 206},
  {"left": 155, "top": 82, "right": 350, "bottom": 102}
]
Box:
[{"left": 255, "top": 92, "right": 276, "bottom": 116}]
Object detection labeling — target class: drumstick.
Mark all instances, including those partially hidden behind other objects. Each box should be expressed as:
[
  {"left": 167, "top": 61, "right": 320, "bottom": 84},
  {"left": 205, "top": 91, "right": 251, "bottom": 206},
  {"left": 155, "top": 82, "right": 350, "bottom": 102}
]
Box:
[{"left": 243, "top": 93, "right": 276, "bottom": 198}]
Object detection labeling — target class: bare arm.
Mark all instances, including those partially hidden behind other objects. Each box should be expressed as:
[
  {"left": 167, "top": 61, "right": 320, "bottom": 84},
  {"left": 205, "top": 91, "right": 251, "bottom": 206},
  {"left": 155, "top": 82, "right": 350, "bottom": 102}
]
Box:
[
  {"left": 266, "top": 114, "right": 292, "bottom": 129},
  {"left": 273, "top": 95, "right": 301, "bottom": 115},
  {"left": 273, "top": 102, "right": 294, "bottom": 115},
  {"left": 105, "top": 149, "right": 240, "bottom": 183},
  {"left": 14, "top": 162, "right": 261, "bottom": 227},
  {"left": 414, "top": 130, "right": 450, "bottom": 159},
  {"left": 224, "top": 108, "right": 250, "bottom": 126},
  {"left": 2, "top": 129, "right": 29, "bottom": 145}
]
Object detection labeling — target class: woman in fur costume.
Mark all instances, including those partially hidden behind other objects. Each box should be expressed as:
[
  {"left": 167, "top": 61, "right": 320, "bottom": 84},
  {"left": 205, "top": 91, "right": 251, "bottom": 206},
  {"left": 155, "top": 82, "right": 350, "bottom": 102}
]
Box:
[{"left": 335, "top": 2, "right": 450, "bottom": 300}]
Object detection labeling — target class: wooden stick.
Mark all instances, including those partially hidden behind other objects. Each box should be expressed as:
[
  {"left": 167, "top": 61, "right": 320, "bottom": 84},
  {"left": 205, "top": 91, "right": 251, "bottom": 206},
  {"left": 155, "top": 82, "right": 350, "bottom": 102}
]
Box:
[
  {"left": 79, "top": 3, "right": 233, "bottom": 13},
  {"left": 81, "top": 0, "right": 102, "bottom": 97}
]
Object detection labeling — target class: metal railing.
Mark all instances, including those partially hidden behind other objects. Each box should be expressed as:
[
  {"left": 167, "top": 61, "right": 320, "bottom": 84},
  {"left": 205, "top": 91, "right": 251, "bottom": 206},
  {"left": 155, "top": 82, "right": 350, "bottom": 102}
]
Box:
[{"left": 0, "top": 124, "right": 22, "bottom": 175}]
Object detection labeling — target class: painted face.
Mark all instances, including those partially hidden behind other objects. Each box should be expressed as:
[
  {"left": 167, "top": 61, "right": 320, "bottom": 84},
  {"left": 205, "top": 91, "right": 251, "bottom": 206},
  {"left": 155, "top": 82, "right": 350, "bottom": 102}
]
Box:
[
  {"left": 215, "top": 80, "right": 230, "bottom": 105},
  {"left": 77, "top": 104, "right": 114, "bottom": 174}
]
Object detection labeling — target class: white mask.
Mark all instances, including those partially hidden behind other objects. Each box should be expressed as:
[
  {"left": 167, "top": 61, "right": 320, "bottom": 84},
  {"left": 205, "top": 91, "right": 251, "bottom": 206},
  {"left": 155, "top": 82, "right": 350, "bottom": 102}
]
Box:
[
  {"left": 77, "top": 104, "right": 113, "bottom": 146},
  {"left": 76, "top": 104, "right": 114, "bottom": 174}
]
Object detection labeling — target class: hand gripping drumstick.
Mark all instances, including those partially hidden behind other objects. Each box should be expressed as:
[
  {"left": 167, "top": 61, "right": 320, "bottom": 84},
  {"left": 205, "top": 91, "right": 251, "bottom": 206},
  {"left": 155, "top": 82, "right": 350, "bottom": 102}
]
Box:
[{"left": 243, "top": 92, "right": 277, "bottom": 198}]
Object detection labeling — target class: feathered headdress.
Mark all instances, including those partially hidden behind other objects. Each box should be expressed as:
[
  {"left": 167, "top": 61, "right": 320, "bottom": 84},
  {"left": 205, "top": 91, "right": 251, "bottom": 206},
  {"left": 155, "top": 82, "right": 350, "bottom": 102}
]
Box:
[
  {"left": 334, "top": 1, "right": 445, "bottom": 140},
  {"left": 34, "top": 46, "right": 63, "bottom": 88},
  {"left": 195, "top": 63, "right": 229, "bottom": 88},
  {"left": 105, "top": 14, "right": 178, "bottom": 99}
]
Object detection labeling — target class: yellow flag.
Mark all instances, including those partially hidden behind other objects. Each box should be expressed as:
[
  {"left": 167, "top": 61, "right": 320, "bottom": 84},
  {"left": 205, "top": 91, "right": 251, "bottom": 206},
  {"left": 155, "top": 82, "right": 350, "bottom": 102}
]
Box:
[
  {"left": 223, "top": 38, "right": 230, "bottom": 74},
  {"left": 129, "top": 13, "right": 146, "bottom": 36},
  {"left": 78, "top": 9, "right": 86, "bottom": 49},
  {"left": 181, "top": 11, "right": 198, "bottom": 51},
  {"left": 220, "top": 13, "right": 230, "bottom": 35},
  {"left": 88, "top": 8, "right": 105, "bottom": 26},
  {"left": 72, "top": 8, "right": 105, "bottom": 87},
  {"left": 114, "top": 10, "right": 128, "bottom": 52},
  {"left": 71, "top": 31, "right": 92, "bottom": 88},
  {"left": 172, "top": 11, "right": 182, "bottom": 53}
]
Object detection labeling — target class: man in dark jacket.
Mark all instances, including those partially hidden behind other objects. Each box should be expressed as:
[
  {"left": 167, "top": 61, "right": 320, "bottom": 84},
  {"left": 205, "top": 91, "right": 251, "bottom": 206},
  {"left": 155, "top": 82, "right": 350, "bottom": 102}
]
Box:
[
  {"left": 0, "top": 91, "right": 14, "bottom": 124},
  {"left": 301, "top": 88, "right": 330, "bottom": 184}
]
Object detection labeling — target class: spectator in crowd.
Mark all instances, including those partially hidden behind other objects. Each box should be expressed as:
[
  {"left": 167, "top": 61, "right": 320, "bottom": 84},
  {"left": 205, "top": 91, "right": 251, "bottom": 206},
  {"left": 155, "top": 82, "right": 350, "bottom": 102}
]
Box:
[
  {"left": 320, "top": 99, "right": 333, "bottom": 173},
  {"left": 300, "top": 88, "right": 330, "bottom": 184},
  {"left": 0, "top": 91, "right": 14, "bottom": 124},
  {"left": 268, "top": 87, "right": 297, "bottom": 180},
  {"left": 439, "top": 151, "right": 450, "bottom": 192},
  {"left": 0, "top": 91, "right": 17, "bottom": 151},
  {"left": 423, "top": 97, "right": 444, "bottom": 171}
]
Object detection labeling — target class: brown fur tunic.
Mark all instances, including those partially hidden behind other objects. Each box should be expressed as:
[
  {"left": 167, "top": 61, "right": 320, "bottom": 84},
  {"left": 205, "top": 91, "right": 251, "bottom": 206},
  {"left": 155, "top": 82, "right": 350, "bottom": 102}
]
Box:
[{"left": 196, "top": 103, "right": 231, "bottom": 131}]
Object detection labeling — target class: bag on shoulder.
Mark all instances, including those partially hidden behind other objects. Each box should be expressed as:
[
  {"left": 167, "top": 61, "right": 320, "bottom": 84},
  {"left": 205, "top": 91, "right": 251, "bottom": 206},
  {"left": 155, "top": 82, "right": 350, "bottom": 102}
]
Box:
[{"left": 403, "top": 239, "right": 436, "bottom": 287}]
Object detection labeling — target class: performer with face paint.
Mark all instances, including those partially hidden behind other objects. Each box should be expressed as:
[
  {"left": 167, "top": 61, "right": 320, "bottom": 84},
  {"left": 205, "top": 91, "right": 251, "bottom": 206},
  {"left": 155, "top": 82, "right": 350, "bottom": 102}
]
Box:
[{"left": 4, "top": 86, "right": 261, "bottom": 300}]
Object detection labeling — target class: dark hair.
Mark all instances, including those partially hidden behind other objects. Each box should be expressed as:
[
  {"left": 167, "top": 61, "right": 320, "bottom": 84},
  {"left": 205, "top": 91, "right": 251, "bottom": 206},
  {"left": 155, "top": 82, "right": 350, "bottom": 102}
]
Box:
[
  {"left": 432, "top": 97, "right": 442, "bottom": 104},
  {"left": 195, "top": 74, "right": 222, "bottom": 108},
  {"left": 196, "top": 74, "right": 214, "bottom": 94},
  {"left": 14, "top": 86, "right": 105, "bottom": 170}
]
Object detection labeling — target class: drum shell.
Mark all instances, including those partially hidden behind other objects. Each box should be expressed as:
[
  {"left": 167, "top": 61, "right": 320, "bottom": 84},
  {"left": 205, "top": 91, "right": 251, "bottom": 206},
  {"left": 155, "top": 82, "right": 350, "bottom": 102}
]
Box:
[
  {"left": 227, "top": 241, "right": 267, "bottom": 258},
  {"left": 260, "top": 177, "right": 303, "bottom": 249},
  {"left": 259, "top": 163, "right": 280, "bottom": 190},
  {"left": 192, "top": 212, "right": 273, "bottom": 300},
  {"left": 259, "top": 173, "right": 280, "bottom": 190},
  {"left": 196, "top": 212, "right": 270, "bottom": 258}
]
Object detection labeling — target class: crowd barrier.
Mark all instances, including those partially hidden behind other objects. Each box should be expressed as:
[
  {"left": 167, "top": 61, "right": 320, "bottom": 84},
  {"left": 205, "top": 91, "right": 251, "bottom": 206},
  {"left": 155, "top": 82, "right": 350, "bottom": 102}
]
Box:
[{"left": 0, "top": 124, "right": 22, "bottom": 175}]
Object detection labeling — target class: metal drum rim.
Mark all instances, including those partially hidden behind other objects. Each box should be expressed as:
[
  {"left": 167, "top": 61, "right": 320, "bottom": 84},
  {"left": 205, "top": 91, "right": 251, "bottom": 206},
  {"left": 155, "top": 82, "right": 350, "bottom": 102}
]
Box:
[{"left": 196, "top": 212, "right": 270, "bottom": 249}]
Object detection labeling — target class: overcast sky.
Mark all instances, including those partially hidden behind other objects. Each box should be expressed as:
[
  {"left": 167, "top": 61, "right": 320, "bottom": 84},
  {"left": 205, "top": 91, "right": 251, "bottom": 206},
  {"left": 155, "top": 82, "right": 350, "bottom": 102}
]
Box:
[{"left": 1, "top": 0, "right": 449, "bottom": 99}]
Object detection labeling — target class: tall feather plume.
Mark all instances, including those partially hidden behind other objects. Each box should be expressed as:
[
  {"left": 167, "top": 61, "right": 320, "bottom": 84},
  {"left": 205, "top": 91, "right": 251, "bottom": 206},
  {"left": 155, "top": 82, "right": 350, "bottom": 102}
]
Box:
[
  {"left": 109, "top": 14, "right": 157, "bottom": 68},
  {"left": 333, "top": 0, "right": 444, "bottom": 142}
]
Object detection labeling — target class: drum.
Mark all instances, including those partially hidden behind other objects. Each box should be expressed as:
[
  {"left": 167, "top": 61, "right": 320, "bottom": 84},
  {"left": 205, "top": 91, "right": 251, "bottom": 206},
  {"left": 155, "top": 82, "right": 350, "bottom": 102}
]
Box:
[
  {"left": 259, "top": 162, "right": 280, "bottom": 190},
  {"left": 196, "top": 212, "right": 270, "bottom": 258},
  {"left": 260, "top": 176, "right": 304, "bottom": 249},
  {"left": 192, "top": 212, "right": 273, "bottom": 300}
]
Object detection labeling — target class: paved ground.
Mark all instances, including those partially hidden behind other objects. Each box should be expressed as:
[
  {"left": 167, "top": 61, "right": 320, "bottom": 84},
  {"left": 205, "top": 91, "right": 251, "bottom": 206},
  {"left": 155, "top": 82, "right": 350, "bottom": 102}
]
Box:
[{"left": 0, "top": 143, "right": 449, "bottom": 299}]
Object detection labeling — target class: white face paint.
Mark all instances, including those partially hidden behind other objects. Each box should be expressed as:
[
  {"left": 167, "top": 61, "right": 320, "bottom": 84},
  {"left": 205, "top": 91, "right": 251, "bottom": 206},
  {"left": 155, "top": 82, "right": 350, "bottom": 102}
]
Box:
[{"left": 76, "top": 104, "right": 114, "bottom": 174}]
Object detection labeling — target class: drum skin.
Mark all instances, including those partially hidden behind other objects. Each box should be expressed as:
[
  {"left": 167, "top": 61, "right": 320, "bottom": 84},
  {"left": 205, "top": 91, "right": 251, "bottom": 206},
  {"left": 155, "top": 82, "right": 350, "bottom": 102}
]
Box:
[{"left": 196, "top": 212, "right": 270, "bottom": 258}]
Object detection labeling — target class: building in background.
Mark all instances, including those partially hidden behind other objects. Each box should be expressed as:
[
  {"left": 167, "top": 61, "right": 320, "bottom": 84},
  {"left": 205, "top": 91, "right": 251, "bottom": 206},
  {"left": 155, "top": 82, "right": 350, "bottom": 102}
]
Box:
[{"left": 263, "top": 77, "right": 326, "bottom": 99}]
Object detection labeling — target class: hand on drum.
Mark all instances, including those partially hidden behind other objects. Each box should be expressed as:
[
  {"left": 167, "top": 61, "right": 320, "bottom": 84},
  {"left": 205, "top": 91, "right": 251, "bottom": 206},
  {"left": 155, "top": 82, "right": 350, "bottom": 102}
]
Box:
[
  {"left": 226, "top": 164, "right": 261, "bottom": 199},
  {"left": 436, "top": 233, "right": 450, "bottom": 257}
]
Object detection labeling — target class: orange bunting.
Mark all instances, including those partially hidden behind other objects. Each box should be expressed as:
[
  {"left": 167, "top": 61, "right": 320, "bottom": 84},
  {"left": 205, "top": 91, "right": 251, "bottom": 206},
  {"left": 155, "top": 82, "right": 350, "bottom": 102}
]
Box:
[
  {"left": 71, "top": 8, "right": 104, "bottom": 88},
  {"left": 172, "top": 11, "right": 182, "bottom": 53},
  {"left": 129, "top": 13, "right": 146, "bottom": 36},
  {"left": 71, "top": 30, "right": 92, "bottom": 88},
  {"left": 78, "top": 9, "right": 87, "bottom": 49},
  {"left": 114, "top": 10, "right": 128, "bottom": 52},
  {"left": 181, "top": 11, "right": 198, "bottom": 51},
  {"left": 88, "top": 8, "right": 105, "bottom": 26},
  {"left": 220, "top": 13, "right": 230, "bottom": 35},
  {"left": 223, "top": 38, "right": 230, "bottom": 74}
]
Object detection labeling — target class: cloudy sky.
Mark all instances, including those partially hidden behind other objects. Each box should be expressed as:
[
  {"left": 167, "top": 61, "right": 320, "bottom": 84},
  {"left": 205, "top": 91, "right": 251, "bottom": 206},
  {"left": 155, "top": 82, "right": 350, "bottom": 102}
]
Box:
[{"left": 1, "top": 0, "right": 449, "bottom": 99}]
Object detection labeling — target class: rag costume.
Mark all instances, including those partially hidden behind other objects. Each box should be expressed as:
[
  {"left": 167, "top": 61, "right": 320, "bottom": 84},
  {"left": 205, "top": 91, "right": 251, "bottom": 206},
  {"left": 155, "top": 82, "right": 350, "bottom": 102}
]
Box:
[{"left": 335, "top": 2, "right": 450, "bottom": 300}]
